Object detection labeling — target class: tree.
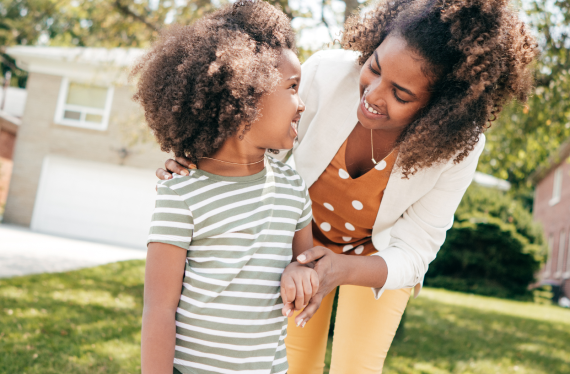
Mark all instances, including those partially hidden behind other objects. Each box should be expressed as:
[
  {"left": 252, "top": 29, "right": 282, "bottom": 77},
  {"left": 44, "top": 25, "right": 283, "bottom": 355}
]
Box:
[{"left": 478, "top": 0, "right": 570, "bottom": 207}]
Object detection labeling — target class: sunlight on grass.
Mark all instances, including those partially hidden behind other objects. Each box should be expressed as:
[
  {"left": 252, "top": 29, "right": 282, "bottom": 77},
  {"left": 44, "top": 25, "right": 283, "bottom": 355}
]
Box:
[{"left": 1, "top": 261, "right": 569, "bottom": 373}]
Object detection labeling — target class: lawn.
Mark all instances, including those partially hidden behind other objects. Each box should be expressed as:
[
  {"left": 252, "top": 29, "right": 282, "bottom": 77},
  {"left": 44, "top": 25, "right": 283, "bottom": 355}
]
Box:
[{"left": 1, "top": 261, "right": 569, "bottom": 374}]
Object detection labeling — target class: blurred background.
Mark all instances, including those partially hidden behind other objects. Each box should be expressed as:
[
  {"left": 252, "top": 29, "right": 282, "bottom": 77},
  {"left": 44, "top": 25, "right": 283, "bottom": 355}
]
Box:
[{"left": 0, "top": 0, "right": 569, "bottom": 373}]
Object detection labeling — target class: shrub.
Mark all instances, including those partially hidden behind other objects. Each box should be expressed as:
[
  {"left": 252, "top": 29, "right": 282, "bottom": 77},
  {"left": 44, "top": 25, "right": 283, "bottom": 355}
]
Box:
[{"left": 425, "top": 185, "right": 545, "bottom": 300}]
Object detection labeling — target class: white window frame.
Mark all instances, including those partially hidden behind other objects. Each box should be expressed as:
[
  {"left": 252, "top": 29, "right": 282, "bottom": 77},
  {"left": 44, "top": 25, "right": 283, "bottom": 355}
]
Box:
[
  {"left": 556, "top": 231, "right": 566, "bottom": 277},
  {"left": 549, "top": 167, "right": 562, "bottom": 206},
  {"left": 565, "top": 232, "right": 570, "bottom": 278},
  {"left": 54, "top": 77, "right": 114, "bottom": 131}
]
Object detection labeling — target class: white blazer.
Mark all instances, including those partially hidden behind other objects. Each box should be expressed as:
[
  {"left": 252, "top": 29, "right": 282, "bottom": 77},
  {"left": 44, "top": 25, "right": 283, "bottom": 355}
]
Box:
[{"left": 277, "top": 49, "right": 485, "bottom": 298}]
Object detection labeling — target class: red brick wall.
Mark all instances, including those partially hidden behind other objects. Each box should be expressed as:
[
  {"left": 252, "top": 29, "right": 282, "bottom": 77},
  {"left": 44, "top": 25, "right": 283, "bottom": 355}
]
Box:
[
  {"left": 0, "top": 157, "right": 13, "bottom": 213},
  {"left": 0, "top": 129, "right": 16, "bottom": 159},
  {"left": 534, "top": 159, "right": 570, "bottom": 286}
]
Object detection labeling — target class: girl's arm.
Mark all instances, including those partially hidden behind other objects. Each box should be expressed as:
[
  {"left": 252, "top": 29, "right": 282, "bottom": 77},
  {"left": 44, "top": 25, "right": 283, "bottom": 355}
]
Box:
[
  {"left": 280, "top": 224, "right": 318, "bottom": 325},
  {"left": 141, "top": 243, "right": 187, "bottom": 374}
]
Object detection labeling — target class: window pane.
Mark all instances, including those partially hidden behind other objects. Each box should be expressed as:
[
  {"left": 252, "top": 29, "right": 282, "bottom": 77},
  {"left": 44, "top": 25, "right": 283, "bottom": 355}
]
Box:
[
  {"left": 63, "top": 110, "right": 81, "bottom": 120},
  {"left": 85, "top": 113, "right": 103, "bottom": 123},
  {"left": 66, "top": 82, "right": 108, "bottom": 109}
]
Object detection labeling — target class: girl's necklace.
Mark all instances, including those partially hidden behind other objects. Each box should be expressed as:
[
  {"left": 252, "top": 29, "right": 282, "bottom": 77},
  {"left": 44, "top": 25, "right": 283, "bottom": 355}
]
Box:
[
  {"left": 200, "top": 156, "right": 265, "bottom": 166},
  {"left": 370, "top": 129, "right": 395, "bottom": 165}
]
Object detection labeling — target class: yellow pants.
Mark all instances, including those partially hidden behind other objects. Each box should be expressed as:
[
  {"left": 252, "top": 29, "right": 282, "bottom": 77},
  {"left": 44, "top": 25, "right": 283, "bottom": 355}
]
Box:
[{"left": 285, "top": 285, "right": 411, "bottom": 374}]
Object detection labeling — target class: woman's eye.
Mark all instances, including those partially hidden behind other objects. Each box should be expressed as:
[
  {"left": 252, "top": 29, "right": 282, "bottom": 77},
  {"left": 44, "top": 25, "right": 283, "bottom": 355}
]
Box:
[
  {"left": 393, "top": 89, "right": 409, "bottom": 104},
  {"left": 368, "top": 63, "right": 380, "bottom": 75}
]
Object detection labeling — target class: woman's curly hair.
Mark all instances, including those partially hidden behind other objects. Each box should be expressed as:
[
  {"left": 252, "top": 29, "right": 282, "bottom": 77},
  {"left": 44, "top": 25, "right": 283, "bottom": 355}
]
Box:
[
  {"left": 342, "top": 0, "right": 538, "bottom": 177},
  {"left": 131, "top": 0, "right": 295, "bottom": 163}
]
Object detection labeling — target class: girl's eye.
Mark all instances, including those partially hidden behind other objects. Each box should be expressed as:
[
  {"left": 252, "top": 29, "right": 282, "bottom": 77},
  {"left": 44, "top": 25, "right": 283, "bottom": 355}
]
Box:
[
  {"left": 290, "top": 84, "right": 298, "bottom": 91},
  {"left": 393, "top": 89, "right": 409, "bottom": 104}
]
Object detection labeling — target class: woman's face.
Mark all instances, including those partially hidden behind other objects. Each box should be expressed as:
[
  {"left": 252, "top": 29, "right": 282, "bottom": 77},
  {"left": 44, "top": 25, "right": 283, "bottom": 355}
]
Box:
[{"left": 358, "top": 34, "right": 433, "bottom": 132}]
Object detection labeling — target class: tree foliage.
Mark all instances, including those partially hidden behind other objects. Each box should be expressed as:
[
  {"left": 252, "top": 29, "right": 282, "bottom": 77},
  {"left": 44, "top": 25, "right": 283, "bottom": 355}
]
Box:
[{"left": 478, "top": 0, "right": 570, "bottom": 205}]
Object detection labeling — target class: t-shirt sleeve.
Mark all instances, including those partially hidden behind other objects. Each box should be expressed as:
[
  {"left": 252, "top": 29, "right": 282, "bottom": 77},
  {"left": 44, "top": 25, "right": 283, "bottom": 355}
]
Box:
[
  {"left": 296, "top": 181, "right": 313, "bottom": 231},
  {"left": 147, "top": 182, "right": 194, "bottom": 250}
]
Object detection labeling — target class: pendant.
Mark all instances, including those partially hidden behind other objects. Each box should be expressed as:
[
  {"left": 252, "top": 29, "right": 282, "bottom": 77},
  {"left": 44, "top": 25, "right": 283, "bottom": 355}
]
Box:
[{"left": 371, "top": 157, "right": 378, "bottom": 165}]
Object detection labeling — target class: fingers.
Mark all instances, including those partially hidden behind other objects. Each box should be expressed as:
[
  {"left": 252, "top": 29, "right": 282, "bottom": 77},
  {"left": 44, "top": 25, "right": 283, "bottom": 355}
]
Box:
[
  {"left": 302, "top": 277, "right": 313, "bottom": 309},
  {"left": 174, "top": 156, "right": 195, "bottom": 169},
  {"left": 281, "top": 302, "right": 294, "bottom": 318},
  {"left": 294, "top": 279, "right": 306, "bottom": 311},
  {"left": 156, "top": 168, "right": 172, "bottom": 181},
  {"left": 296, "top": 246, "right": 328, "bottom": 264},
  {"left": 295, "top": 292, "right": 323, "bottom": 327},
  {"left": 310, "top": 270, "right": 319, "bottom": 298},
  {"left": 165, "top": 159, "right": 189, "bottom": 176},
  {"left": 280, "top": 278, "right": 296, "bottom": 316}
]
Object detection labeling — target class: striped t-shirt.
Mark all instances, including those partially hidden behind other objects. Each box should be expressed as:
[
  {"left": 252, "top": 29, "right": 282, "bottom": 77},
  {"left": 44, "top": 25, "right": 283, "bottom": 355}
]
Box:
[{"left": 147, "top": 156, "right": 312, "bottom": 374}]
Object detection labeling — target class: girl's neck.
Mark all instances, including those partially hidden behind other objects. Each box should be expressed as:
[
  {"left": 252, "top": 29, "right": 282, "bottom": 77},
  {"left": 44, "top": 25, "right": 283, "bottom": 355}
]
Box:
[{"left": 196, "top": 136, "right": 267, "bottom": 177}]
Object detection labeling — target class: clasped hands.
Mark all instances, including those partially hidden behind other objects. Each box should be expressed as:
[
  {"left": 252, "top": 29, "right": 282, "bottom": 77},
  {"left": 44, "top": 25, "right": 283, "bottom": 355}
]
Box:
[{"left": 280, "top": 246, "right": 342, "bottom": 328}]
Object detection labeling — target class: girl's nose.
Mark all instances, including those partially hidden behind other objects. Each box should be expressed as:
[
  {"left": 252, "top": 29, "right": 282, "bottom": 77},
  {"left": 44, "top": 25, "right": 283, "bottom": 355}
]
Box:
[{"left": 298, "top": 98, "right": 306, "bottom": 113}]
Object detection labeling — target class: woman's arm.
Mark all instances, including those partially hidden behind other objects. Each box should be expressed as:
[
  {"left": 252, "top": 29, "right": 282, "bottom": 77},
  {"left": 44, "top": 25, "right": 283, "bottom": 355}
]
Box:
[{"left": 141, "top": 243, "right": 187, "bottom": 374}]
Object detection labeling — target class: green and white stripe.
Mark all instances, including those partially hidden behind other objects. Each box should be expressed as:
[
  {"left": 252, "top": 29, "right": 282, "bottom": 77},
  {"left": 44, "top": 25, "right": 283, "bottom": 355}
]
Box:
[{"left": 148, "top": 157, "right": 312, "bottom": 374}]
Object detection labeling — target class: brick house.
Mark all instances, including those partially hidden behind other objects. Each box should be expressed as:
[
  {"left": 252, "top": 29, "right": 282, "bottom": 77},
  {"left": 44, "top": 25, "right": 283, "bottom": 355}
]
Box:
[
  {"left": 3, "top": 46, "right": 169, "bottom": 249},
  {"left": 532, "top": 139, "right": 570, "bottom": 302}
]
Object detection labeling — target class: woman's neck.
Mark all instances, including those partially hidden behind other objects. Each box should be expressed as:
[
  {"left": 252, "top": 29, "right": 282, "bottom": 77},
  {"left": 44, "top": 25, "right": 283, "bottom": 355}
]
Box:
[{"left": 196, "top": 136, "right": 267, "bottom": 177}]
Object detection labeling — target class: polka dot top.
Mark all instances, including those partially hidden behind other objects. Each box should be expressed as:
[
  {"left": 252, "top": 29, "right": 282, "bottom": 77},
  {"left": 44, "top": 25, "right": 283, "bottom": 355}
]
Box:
[{"left": 309, "top": 138, "right": 398, "bottom": 256}]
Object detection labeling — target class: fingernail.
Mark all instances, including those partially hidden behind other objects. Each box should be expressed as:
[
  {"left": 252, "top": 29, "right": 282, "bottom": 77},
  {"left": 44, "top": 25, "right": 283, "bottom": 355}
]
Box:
[
  {"left": 165, "top": 175, "right": 171, "bottom": 179},
  {"left": 181, "top": 170, "right": 189, "bottom": 176},
  {"left": 297, "top": 255, "right": 306, "bottom": 262},
  {"left": 189, "top": 164, "right": 197, "bottom": 169},
  {"left": 302, "top": 321, "right": 307, "bottom": 328},
  {"left": 288, "top": 309, "right": 294, "bottom": 317},
  {"left": 283, "top": 309, "right": 290, "bottom": 316},
  {"left": 296, "top": 319, "right": 304, "bottom": 327}
]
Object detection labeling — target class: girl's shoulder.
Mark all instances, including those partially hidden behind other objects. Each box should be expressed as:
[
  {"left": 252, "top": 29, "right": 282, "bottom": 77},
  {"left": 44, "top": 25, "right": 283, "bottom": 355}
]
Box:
[{"left": 267, "top": 156, "right": 307, "bottom": 189}]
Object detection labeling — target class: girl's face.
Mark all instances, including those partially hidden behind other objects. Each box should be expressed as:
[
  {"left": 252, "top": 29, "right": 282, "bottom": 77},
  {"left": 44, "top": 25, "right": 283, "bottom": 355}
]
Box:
[
  {"left": 243, "top": 49, "right": 305, "bottom": 151},
  {"left": 358, "top": 34, "right": 433, "bottom": 133}
]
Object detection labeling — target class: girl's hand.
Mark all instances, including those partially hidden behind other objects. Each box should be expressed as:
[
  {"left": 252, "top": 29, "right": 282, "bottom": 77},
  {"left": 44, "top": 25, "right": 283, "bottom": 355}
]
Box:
[
  {"left": 280, "top": 261, "right": 319, "bottom": 327},
  {"left": 156, "top": 156, "right": 196, "bottom": 180},
  {"left": 293, "top": 246, "right": 344, "bottom": 325}
]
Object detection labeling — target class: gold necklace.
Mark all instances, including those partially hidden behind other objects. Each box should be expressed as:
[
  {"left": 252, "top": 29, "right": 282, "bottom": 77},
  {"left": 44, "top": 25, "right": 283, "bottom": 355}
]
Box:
[
  {"left": 200, "top": 156, "right": 265, "bottom": 166},
  {"left": 370, "top": 129, "right": 394, "bottom": 165}
]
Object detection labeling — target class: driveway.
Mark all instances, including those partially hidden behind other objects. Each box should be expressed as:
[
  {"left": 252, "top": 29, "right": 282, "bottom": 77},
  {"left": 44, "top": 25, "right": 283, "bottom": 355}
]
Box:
[{"left": 0, "top": 224, "right": 147, "bottom": 278}]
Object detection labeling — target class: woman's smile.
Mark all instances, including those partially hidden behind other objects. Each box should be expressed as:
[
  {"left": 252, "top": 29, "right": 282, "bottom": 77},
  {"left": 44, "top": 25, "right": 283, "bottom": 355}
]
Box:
[{"left": 359, "top": 92, "right": 388, "bottom": 120}]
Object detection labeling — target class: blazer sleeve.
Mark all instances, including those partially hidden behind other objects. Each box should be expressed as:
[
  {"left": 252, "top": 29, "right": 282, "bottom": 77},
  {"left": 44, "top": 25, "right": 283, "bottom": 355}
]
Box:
[{"left": 371, "top": 135, "right": 486, "bottom": 298}]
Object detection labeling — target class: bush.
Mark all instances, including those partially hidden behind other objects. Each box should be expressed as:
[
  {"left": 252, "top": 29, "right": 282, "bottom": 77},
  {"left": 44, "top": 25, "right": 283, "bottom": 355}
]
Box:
[{"left": 425, "top": 185, "right": 545, "bottom": 300}]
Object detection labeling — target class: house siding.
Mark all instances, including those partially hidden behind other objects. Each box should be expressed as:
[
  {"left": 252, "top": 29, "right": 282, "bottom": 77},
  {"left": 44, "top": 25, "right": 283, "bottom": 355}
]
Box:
[
  {"left": 534, "top": 158, "right": 570, "bottom": 283},
  {"left": 4, "top": 72, "right": 168, "bottom": 226}
]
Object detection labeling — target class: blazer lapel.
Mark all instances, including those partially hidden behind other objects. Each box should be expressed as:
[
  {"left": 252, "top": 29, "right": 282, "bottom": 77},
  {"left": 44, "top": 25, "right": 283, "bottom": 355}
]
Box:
[{"left": 294, "top": 98, "right": 360, "bottom": 188}]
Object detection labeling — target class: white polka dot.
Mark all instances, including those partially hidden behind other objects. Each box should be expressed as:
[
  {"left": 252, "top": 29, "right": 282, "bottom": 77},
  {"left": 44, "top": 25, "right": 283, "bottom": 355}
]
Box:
[
  {"left": 345, "top": 222, "right": 355, "bottom": 231},
  {"left": 352, "top": 200, "right": 363, "bottom": 210},
  {"left": 324, "top": 203, "right": 334, "bottom": 211},
  {"left": 355, "top": 245, "right": 364, "bottom": 255},
  {"left": 342, "top": 236, "right": 352, "bottom": 242},
  {"left": 320, "top": 222, "right": 331, "bottom": 232},
  {"left": 375, "top": 160, "right": 387, "bottom": 170},
  {"left": 338, "top": 168, "right": 350, "bottom": 179},
  {"left": 343, "top": 245, "right": 354, "bottom": 252}
]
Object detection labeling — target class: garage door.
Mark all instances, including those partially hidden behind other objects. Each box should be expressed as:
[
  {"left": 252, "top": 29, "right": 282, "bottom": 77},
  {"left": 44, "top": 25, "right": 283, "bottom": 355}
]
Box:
[{"left": 31, "top": 155, "right": 159, "bottom": 249}]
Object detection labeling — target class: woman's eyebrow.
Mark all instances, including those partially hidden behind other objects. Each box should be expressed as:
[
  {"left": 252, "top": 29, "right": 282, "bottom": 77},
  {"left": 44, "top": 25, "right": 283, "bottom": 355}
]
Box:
[{"left": 374, "top": 50, "right": 417, "bottom": 98}]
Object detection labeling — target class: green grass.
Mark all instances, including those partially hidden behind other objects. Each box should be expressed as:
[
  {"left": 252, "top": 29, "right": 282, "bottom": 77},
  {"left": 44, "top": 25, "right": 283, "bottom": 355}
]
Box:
[{"left": 1, "top": 261, "right": 569, "bottom": 373}]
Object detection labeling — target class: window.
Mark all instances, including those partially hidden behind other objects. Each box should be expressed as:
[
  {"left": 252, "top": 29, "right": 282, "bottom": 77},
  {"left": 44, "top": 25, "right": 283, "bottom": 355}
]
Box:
[
  {"left": 544, "top": 234, "right": 554, "bottom": 277},
  {"left": 566, "top": 233, "right": 570, "bottom": 278},
  {"left": 54, "top": 77, "right": 114, "bottom": 131},
  {"left": 556, "top": 231, "right": 566, "bottom": 277},
  {"left": 549, "top": 167, "right": 562, "bottom": 206}
]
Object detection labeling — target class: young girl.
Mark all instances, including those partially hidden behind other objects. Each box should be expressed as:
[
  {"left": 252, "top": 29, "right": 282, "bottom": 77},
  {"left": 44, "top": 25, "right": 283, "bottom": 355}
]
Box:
[{"left": 132, "top": 2, "right": 317, "bottom": 373}]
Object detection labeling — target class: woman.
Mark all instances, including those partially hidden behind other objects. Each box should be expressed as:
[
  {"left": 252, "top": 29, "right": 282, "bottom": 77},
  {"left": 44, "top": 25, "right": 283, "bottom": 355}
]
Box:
[{"left": 156, "top": 0, "right": 537, "bottom": 372}]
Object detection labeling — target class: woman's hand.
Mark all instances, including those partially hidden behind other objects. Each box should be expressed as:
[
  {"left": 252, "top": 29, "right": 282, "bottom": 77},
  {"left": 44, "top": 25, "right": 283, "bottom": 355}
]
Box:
[
  {"left": 293, "top": 246, "right": 345, "bottom": 325},
  {"left": 156, "top": 156, "right": 196, "bottom": 180},
  {"left": 280, "top": 261, "right": 319, "bottom": 326}
]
